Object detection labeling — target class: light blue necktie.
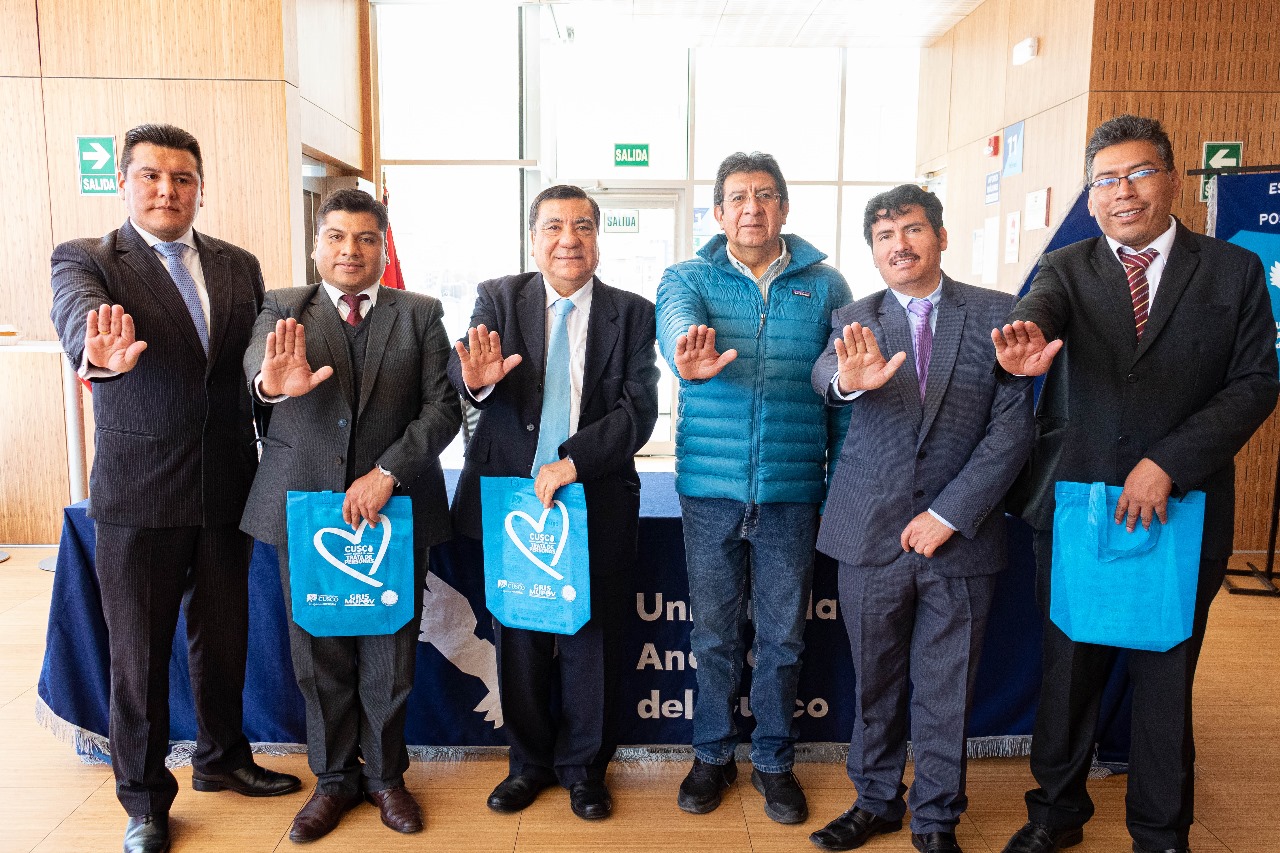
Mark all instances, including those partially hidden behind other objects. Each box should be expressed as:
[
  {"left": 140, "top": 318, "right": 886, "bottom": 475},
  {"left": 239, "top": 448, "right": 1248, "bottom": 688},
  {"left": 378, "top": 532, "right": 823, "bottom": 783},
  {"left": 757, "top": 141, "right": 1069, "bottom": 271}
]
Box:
[
  {"left": 531, "top": 297, "right": 574, "bottom": 475},
  {"left": 156, "top": 241, "right": 209, "bottom": 354}
]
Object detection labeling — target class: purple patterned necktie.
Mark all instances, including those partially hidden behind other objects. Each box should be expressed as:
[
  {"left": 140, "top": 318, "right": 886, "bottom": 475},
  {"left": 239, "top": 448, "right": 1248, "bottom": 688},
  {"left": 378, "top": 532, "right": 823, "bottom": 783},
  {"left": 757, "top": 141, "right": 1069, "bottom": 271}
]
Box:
[{"left": 907, "top": 298, "right": 933, "bottom": 401}]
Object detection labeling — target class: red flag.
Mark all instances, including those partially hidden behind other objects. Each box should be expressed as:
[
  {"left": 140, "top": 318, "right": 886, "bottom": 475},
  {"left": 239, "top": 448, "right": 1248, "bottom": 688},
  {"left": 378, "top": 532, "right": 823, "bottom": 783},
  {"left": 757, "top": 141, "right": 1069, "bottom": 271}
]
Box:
[{"left": 380, "top": 173, "right": 406, "bottom": 290}]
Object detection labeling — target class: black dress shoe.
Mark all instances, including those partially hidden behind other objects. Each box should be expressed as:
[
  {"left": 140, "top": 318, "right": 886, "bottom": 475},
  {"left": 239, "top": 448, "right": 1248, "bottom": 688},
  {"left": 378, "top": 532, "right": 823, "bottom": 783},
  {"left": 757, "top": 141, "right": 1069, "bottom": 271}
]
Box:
[
  {"left": 192, "top": 762, "right": 302, "bottom": 796},
  {"left": 487, "top": 773, "right": 554, "bottom": 813},
  {"left": 810, "top": 806, "right": 903, "bottom": 851},
  {"left": 1133, "top": 845, "right": 1189, "bottom": 853},
  {"left": 914, "top": 831, "right": 963, "bottom": 853},
  {"left": 751, "top": 768, "right": 808, "bottom": 824},
  {"left": 123, "top": 814, "right": 170, "bottom": 853},
  {"left": 677, "top": 758, "right": 737, "bottom": 814},
  {"left": 568, "top": 780, "right": 612, "bottom": 820},
  {"left": 288, "top": 789, "right": 362, "bottom": 843},
  {"left": 1002, "top": 822, "right": 1084, "bottom": 853}
]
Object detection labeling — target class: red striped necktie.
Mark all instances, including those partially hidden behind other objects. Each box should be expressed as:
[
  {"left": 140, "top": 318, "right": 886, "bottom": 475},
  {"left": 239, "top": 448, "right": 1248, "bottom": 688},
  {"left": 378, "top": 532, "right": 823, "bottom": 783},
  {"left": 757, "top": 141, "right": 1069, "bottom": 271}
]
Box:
[{"left": 1119, "top": 248, "right": 1158, "bottom": 340}]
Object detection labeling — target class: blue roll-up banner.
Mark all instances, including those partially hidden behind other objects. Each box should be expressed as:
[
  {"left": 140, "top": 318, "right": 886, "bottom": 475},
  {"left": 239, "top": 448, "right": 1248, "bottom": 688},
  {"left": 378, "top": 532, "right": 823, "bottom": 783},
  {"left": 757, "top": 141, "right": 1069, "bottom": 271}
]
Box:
[
  {"left": 284, "top": 491, "right": 416, "bottom": 637},
  {"left": 1208, "top": 172, "right": 1280, "bottom": 370},
  {"left": 480, "top": 476, "right": 591, "bottom": 635}
]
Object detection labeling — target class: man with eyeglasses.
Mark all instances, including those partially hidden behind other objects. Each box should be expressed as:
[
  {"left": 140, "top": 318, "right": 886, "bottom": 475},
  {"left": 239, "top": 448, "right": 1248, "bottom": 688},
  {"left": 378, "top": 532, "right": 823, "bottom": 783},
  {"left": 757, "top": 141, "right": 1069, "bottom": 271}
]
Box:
[
  {"left": 992, "top": 115, "right": 1278, "bottom": 853},
  {"left": 657, "top": 151, "right": 851, "bottom": 826}
]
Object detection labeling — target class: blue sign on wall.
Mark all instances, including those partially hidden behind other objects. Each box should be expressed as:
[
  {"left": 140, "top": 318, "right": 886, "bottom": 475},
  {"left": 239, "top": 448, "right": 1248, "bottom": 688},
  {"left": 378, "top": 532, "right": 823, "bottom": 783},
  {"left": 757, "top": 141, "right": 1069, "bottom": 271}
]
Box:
[{"left": 1210, "top": 172, "right": 1280, "bottom": 366}]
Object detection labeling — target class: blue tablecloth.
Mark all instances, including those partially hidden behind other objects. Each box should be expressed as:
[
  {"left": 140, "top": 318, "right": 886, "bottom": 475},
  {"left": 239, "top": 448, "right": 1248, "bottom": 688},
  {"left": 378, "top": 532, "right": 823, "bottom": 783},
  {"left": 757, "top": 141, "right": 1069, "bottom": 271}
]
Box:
[{"left": 36, "top": 472, "right": 1133, "bottom": 762}]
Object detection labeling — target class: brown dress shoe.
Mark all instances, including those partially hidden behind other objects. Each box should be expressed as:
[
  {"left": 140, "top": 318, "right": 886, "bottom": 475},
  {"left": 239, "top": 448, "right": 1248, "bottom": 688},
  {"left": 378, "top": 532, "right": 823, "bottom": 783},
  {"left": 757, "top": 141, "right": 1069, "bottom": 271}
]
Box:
[
  {"left": 367, "top": 785, "right": 424, "bottom": 833},
  {"left": 288, "top": 789, "right": 361, "bottom": 843}
]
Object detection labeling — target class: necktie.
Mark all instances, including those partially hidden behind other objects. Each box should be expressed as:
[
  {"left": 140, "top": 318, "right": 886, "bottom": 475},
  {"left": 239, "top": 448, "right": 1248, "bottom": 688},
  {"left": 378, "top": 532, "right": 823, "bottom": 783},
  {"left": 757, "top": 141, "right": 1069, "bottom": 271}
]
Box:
[
  {"left": 155, "top": 242, "right": 209, "bottom": 354},
  {"left": 340, "top": 293, "right": 369, "bottom": 326},
  {"left": 1119, "top": 248, "right": 1159, "bottom": 340},
  {"left": 532, "top": 297, "right": 575, "bottom": 475},
  {"left": 907, "top": 298, "right": 933, "bottom": 401}
]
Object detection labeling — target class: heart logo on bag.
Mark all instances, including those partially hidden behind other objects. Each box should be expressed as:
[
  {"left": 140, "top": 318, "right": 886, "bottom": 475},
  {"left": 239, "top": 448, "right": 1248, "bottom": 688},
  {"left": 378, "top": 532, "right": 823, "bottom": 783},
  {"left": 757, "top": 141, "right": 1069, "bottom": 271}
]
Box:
[
  {"left": 505, "top": 500, "right": 569, "bottom": 581},
  {"left": 312, "top": 515, "right": 392, "bottom": 589}
]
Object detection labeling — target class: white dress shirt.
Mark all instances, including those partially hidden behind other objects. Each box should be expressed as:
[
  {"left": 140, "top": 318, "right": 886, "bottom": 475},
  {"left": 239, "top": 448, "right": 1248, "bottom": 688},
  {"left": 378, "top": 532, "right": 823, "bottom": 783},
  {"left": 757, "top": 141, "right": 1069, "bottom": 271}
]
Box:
[{"left": 1105, "top": 215, "right": 1177, "bottom": 309}]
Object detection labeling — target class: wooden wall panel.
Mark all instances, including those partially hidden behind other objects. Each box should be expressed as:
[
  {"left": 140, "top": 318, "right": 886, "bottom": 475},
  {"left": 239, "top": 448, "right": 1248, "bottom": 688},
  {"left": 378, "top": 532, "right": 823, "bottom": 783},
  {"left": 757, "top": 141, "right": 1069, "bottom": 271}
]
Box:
[
  {"left": 947, "top": 0, "right": 1009, "bottom": 149},
  {"left": 0, "top": 351, "right": 71, "bottom": 543},
  {"left": 298, "top": 0, "right": 363, "bottom": 133},
  {"left": 1092, "top": 0, "right": 1280, "bottom": 93},
  {"left": 37, "top": 0, "right": 287, "bottom": 81},
  {"left": 301, "top": 98, "right": 364, "bottom": 172},
  {"left": 1003, "top": 0, "right": 1093, "bottom": 124},
  {"left": 0, "top": 0, "right": 39, "bottom": 76},
  {"left": 917, "top": 31, "right": 954, "bottom": 167},
  {"left": 41, "top": 78, "right": 297, "bottom": 292},
  {"left": 0, "top": 78, "right": 55, "bottom": 342}
]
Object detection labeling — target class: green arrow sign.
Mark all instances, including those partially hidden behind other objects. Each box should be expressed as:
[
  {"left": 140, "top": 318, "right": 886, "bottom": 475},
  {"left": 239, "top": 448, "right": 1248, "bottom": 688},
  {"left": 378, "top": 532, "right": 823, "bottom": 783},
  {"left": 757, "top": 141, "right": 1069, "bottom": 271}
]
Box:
[
  {"left": 1200, "top": 141, "right": 1242, "bottom": 203},
  {"left": 614, "top": 143, "right": 649, "bottom": 167},
  {"left": 78, "top": 135, "right": 118, "bottom": 195}
]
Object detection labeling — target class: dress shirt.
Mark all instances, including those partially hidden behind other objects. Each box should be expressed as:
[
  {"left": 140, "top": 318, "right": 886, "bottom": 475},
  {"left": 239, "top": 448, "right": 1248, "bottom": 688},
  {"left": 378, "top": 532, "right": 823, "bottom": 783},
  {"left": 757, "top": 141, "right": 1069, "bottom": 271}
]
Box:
[
  {"left": 727, "top": 236, "right": 791, "bottom": 300},
  {"left": 469, "top": 278, "right": 594, "bottom": 439},
  {"left": 80, "top": 222, "right": 207, "bottom": 379},
  {"left": 1104, "top": 215, "right": 1177, "bottom": 309}
]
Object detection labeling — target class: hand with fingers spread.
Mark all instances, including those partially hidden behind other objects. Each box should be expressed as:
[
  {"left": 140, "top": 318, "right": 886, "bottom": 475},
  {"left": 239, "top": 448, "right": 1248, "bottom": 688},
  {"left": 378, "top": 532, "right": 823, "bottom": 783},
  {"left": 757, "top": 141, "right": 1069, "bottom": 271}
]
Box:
[
  {"left": 259, "top": 317, "right": 333, "bottom": 397},
  {"left": 454, "top": 324, "right": 523, "bottom": 393},
  {"left": 673, "top": 324, "right": 737, "bottom": 381},
  {"left": 991, "top": 319, "right": 1064, "bottom": 377},
  {"left": 85, "top": 303, "right": 148, "bottom": 373},
  {"left": 1114, "top": 458, "right": 1173, "bottom": 532},
  {"left": 834, "top": 322, "right": 906, "bottom": 394}
]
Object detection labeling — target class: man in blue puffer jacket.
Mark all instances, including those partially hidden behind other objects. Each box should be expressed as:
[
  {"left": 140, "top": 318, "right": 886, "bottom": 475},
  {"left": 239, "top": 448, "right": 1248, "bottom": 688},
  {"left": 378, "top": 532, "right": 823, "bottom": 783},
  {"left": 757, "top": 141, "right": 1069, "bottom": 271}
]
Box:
[{"left": 656, "top": 152, "right": 852, "bottom": 826}]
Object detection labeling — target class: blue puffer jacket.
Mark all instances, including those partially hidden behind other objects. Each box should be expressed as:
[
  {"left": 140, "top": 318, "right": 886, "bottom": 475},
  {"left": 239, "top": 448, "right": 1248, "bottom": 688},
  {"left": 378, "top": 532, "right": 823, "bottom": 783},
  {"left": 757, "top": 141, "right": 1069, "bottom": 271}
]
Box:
[{"left": 657, "top": 233, "right": 852, "bottom": 504}]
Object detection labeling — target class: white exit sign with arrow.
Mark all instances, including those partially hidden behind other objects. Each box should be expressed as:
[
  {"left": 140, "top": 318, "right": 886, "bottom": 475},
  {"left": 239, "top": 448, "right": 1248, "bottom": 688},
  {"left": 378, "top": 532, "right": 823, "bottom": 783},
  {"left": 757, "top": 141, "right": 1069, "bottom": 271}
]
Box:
[{"left": 1201, "top": 141, "right": 1242, "bottom": 202}]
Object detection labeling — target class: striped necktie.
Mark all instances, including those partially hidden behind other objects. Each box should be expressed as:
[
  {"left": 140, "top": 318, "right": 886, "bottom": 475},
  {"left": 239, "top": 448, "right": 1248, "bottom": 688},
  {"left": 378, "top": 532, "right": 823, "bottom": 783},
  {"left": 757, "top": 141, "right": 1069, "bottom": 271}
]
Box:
[{"left": 1119, "top": 248, "right": 1158, "bottom": 340}]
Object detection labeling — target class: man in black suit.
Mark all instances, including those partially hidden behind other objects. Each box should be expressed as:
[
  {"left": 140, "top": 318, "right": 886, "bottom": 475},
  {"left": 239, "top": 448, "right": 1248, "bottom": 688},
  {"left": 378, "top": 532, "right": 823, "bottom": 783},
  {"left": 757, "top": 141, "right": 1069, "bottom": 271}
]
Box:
[
  {"left": 993, "top": 115, "right": 1279, "bottom": 853},
  {"left": 448, "top": 184, "right": 659, "bottom": 821},
  {"left": 49, "top": 123, "right": 299, "bottom": 853},
  {"left": 241, "top": 188, "right": 461, "bottom": 841}
]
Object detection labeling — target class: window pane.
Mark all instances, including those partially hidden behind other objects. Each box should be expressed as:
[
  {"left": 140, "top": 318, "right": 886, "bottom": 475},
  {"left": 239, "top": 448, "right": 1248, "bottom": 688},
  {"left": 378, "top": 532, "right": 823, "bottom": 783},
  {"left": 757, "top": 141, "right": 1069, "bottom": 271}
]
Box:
[
  {"left": 382, "top": 165, "right": 524, "bottom": 342},
  {"left": 694, "top": 49, "right": 841, "bottom": 181},
  {"left": 839, "top": 184, "right": 898, "bottom": 300},
  {"left": 843, "top": 48, "right": 921, "bottom": 182},
  {"left": 544, "top": 43, "right": 689, "bottom": 180},
  {"left": 378, "top": 5, "right": 519, "bottom": 160}
]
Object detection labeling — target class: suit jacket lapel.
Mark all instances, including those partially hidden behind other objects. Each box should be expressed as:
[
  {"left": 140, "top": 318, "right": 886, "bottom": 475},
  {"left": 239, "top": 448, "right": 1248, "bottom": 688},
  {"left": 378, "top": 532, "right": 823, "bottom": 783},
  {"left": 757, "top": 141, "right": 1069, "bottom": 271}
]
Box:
[
  {"left": 581, "top": 278, "right": 619, "bottom": 413},
  {"left": 307, "top": 285, "right": 356, "bottom": 410},
  {"left": 1136, "top": 221, "right": 1199, "bottom": 359},
  {"left": 117, "top": 221, "right": 206, "bottom": 361},
  {"left": 195, "top": 231, "right": 232, "bottom": 374},
  {"left": 918, "top": 277, "right": 965, "bottom": 445},
  {"left": 518, "top": 274, "right": 547, "bottom": 383},
  {"left": 876, "top": 291, "right": 921, "bottom": 422},
  {"left": 358, "top": 287, "right": 395, "bottom": 416}
]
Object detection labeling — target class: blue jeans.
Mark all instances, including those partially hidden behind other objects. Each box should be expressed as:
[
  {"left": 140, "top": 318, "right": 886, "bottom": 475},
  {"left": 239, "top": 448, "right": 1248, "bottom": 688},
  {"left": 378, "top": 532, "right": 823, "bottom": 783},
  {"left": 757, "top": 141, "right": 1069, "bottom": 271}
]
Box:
[{"left": 679, "top": 496, "right": 818, "bottom": 772}]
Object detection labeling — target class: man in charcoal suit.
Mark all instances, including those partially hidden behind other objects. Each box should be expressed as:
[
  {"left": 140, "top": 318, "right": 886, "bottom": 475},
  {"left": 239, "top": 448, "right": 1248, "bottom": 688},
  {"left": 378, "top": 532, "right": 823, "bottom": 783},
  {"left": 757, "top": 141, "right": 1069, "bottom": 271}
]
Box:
[
  {"left": 448, "top": 184, "right": 659, "bottom": 821},
  {"left": 809, "top": 184, "right": 1032, "bottom": 853},
  {"left": 241, "top": 188, "right": 461, "bottom": 842},
  {"left": 49, "top": 123, "right": 300, "bottom": 853}
]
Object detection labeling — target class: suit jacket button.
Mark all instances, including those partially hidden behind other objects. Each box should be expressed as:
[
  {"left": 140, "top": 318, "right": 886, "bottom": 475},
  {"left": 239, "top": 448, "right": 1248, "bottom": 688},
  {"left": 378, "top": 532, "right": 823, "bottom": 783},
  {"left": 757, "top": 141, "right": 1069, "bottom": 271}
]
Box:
[
  {"left": 527, "top": 424, "right": 535, "bottom": 431},
  {"left": 1127, "top": 373, "right": 1138, "bottom": 383},
  {"left": 338, "top": 418, "right": 348, "bottom": 428},
  {"left": 336, "top": 456, "right": 344, "bottom": 465},
  {"left": 913, "top": 489, "right": 925, "bottom": 498},
  {"left": 917, "top": 450, "right": 927, "bottom": 460}
]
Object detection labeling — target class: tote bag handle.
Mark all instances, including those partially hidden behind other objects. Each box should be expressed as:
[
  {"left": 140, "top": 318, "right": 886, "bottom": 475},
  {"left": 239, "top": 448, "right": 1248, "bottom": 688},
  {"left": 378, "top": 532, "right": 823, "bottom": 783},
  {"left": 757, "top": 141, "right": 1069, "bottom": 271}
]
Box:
[{"left": 1089, "top": 480, "right": 1160, "bottom": 562}]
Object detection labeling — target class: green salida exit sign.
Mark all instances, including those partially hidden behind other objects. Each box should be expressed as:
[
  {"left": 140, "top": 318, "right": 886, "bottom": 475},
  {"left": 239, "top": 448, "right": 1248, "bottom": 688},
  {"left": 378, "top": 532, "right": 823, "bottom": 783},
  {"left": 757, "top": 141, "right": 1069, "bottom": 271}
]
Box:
[{"left": 614, "top": 143, "right": 649, "bottom": 167}]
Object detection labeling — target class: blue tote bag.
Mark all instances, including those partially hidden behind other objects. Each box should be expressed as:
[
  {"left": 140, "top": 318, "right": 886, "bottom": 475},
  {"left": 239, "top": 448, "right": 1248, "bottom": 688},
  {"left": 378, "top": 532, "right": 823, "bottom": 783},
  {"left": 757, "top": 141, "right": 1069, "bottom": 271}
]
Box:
[
  {"left": 480, "top": 476, "right": 591, "bottom": 635},
  {"left": 284, "top": 491, "right": 416, "bottom": 637},
  {"left": 1050, "top": 481, "right": 1204, "bottom": 652}
]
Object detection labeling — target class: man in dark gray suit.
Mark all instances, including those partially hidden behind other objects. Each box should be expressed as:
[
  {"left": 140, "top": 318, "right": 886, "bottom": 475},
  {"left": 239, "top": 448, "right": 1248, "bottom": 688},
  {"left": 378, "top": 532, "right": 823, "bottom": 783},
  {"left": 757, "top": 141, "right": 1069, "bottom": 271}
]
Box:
[
  {"left": 994, "top": 116, "right": 1279, "bottom": 853},
  {"left": 808, "top": 185, "right": 1033, "bottom": 853},
  {"left": 241, "top": 189, "right": 461, "bottom": 842},
  {"left": 448, "top": 184, "right": 659, "bottom": 822},
  {"left": 49, "top": 123, "right": 300, "bottom": 853}
]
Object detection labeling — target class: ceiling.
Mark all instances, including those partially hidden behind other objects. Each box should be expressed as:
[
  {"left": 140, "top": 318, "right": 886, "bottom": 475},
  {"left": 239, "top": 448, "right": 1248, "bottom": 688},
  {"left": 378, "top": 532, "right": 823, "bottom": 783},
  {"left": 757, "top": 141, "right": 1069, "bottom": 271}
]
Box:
[{"left": 534, "top": 0, "right": 984, "bottom": 47}]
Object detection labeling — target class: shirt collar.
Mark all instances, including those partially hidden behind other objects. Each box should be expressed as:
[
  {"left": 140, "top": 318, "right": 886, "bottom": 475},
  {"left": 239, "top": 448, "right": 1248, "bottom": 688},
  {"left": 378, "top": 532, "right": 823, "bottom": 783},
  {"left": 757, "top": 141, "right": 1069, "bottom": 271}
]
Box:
[
  {"left": 726, "top": 236, "right": 789, "bottom": 281},
  {"left": 543, "top": 276, "right": 594, "bottom": 311},
  {"left": 134, "top": 222, "right": 196, "bottom": 252},
  {"left": 1105, "top": 215, "right": 1177, "bottom": 259},
  {"left": 888, "top": 276, "right": 944, "bottom": 310},
  {"left": 321, "top": 281, "right": 381, "bottom": 309}
]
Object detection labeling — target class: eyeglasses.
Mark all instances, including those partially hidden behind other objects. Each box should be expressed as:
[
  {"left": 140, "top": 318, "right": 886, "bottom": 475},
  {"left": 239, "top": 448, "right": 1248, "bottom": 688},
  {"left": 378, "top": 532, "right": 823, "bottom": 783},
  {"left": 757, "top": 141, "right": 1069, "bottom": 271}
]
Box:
[
  {"left": 722, "top": 189, "right": 782, "bottom": 208},
  {"left": 1088, "top": 168, "right": 1166, "bottom": 193}
]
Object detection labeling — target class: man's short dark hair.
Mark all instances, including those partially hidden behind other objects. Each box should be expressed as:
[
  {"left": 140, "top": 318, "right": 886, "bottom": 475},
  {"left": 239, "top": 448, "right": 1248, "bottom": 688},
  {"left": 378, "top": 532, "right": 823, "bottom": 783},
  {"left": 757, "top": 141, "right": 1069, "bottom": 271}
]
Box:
[
  {"left": 862, "top": 184, "right": 944, "bottom": 246},
  {"left": 713, "top": 152, "right": 789, "bottom": 207},
  {"left": 316, "top": 188, "right": 389, "bottom": 235},
  {"left": 528, "top": 184, "right": 600, "bottom": 231},
  {"left": 1084, "top": 114, "right": 1175, "bottom": 182},
  {"left": 119, "top": 123, "right": 204, "bottom": 179}
]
